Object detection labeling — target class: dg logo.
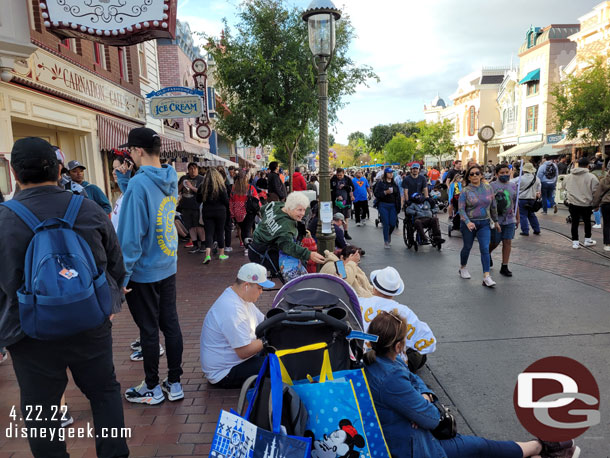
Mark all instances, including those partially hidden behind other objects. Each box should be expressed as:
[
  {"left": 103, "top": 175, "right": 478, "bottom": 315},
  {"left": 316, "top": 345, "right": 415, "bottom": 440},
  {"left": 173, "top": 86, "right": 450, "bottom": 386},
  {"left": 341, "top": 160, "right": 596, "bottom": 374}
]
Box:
[{"left": 513, "top": 356, "right": 600, "bottom": 441}]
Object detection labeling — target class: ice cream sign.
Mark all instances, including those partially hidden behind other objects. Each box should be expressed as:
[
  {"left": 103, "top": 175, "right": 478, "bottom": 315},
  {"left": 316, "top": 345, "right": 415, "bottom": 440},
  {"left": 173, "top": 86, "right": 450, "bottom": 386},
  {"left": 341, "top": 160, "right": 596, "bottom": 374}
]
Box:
[{"left": 146, "top": 87, "right": 204, "bottom": 120}]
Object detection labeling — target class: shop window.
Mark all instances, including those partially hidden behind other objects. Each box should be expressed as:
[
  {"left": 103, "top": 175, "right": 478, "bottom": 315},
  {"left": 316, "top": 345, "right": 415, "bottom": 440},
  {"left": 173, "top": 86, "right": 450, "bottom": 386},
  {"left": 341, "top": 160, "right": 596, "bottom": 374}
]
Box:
[
  {"left": 138, "top": 43, "right": 148, "bottom": 79},
  {"left": 526, "top": 105, "right": 538, "bottom": 132},
  {"left": 468, "top": 106, "right": 476, "bottom": 136},
  {"left": 0, "top": 156, "right": 11, "bottom": 196},
  {"left": 94, "top": 43, "right": 107, "bottom": 70},
  {"left": 118, "top": 47, "right": 129, "bottom": 82},
  {"left": 526, "top": 81, "right": 539, "bottom": 96},
  {"left": 60, "top": 38, "right": 76, "bottom": 51}
]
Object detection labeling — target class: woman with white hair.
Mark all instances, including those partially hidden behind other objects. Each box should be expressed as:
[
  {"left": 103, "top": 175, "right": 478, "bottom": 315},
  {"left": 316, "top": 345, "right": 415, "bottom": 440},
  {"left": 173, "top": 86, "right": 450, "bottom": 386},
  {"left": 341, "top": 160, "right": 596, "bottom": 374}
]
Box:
[{"left": 248, "top": 192, "right": 325, "bottom": 272}]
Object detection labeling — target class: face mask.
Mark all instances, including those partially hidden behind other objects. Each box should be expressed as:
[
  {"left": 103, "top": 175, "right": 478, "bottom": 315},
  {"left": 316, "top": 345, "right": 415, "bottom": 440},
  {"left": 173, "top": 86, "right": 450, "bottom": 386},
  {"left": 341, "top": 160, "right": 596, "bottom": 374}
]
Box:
[{"left": 499, "top": 175, "right": 510, "bottom": 183}]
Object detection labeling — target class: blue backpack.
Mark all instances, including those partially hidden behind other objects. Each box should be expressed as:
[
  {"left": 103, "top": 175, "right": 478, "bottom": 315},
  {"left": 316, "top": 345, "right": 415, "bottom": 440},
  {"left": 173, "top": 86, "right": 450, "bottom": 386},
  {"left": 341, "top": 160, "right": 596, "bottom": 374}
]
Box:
[{"left": 1, "top": 195, "right": 111, "bottom": 340}]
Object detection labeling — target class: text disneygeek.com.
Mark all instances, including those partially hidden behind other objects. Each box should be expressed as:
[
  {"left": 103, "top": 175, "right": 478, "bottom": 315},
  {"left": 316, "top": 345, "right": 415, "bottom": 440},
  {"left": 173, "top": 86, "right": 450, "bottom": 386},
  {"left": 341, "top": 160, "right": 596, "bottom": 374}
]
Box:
[{"left": 5, "top": 423, "right": 132, "bottom": 442}]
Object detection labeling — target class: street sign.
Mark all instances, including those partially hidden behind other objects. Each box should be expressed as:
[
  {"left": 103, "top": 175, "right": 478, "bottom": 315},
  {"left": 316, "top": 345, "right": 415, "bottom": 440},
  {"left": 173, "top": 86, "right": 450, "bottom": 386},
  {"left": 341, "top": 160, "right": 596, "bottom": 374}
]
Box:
[{"left": 149, "top": 95, "right": 203, "bottom": 119}]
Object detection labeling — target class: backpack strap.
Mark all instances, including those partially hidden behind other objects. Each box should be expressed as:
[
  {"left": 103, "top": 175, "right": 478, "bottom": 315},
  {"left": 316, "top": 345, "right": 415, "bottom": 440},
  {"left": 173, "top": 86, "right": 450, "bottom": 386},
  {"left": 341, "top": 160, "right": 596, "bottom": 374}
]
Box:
[
  {"left": 1, "top": 200, "right": 42, "bottom": 232},
  {"left": 63, "top": 194, "right": 84, "bottom": 228}
]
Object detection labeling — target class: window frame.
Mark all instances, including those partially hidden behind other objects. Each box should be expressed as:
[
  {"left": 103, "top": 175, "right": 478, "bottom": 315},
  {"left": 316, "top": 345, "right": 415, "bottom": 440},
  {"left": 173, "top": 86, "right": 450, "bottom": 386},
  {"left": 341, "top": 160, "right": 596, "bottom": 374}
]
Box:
[
  {"left": 526, "top": 81, "right": 539, "bottom": 96},
  {"left": 137, "top": 43, "right": 148, "bottom": 80},
  {"left": 526, "top": 105, "right": 539, "bottom": 133},
  {"left": 468, "top": 106, "right": 476, "bottom": 137},
  {"left": 118, "top": 47, "right": 129, "bottom": 82}
]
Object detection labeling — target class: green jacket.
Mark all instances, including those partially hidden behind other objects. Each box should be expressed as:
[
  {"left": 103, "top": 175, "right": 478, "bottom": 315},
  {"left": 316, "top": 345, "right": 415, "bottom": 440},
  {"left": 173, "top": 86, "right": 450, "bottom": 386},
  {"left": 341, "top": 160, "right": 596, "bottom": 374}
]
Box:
[{"left": 252, "top": 202, "right": 310, "bottom": 261}]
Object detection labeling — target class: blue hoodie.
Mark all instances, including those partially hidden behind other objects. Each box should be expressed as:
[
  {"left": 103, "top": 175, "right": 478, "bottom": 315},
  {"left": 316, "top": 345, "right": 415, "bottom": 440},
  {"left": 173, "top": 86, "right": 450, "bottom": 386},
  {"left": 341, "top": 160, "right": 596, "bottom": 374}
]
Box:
[{"left": 116, "top": 165, "right": 178, "bottom": 285}]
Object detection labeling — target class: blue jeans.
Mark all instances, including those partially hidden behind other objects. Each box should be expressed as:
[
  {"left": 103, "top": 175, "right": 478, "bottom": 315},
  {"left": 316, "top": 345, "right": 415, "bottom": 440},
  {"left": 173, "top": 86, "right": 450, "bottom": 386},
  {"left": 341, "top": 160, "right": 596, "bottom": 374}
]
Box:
[
  {"left": 440, "top": 434, "right": 522, "bottom": 458},
  {"left": 460, "top": 220, "right": 491, "bottom": 273},
  {"left": 378, "top": 202, "right": 398, "bottom": 243},
  {"left": 594, "top": 209, "right": 601, "bottom": 225},
  {"left": 518, "top": 199, "right": 540, "bottom": 234},
  {"left": 541, "top": 182, "right": 556, "bottom": 212}
]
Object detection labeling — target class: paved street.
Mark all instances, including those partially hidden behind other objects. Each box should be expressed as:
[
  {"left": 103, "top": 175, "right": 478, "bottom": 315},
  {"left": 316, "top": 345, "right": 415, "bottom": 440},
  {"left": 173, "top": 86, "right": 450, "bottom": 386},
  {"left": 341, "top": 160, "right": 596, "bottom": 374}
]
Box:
[{"left": 0, "top": 209, "right": 608, "bottom": 457}]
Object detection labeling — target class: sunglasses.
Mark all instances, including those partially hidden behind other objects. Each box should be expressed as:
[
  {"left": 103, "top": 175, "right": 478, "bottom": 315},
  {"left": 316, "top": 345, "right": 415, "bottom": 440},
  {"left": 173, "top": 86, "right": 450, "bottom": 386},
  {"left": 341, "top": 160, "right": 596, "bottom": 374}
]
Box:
[{"left": 469, "top": 172, "right": 481, "bottom": 177}]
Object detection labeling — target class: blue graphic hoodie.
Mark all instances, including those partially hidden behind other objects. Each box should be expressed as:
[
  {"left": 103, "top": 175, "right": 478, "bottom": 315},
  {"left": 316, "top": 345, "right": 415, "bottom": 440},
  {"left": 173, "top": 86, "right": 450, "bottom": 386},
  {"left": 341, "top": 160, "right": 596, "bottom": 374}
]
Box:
[{"left": 116, "top": 165, "right": 178, "bottom": 285}]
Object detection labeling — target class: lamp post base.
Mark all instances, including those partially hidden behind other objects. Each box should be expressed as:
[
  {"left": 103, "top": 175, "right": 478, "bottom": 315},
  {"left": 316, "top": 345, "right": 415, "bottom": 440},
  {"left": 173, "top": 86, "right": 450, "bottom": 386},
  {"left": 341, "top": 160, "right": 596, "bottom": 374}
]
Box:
[{"left": 316, "top": 232, "right": 335, "bottom": 257}]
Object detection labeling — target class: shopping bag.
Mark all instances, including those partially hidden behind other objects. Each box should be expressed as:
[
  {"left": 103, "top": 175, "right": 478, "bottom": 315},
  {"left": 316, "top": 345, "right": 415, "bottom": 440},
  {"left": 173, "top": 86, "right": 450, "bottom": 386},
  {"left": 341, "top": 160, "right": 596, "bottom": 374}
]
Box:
[
  {"left": 279, "top": 251, "right": 308, "bottom": 282},
  {"left": 276, "top": 344, "right": 391, "bottom": 458},
  {"left": 211, "top": 354, "right": 311, "bottom": 458}
]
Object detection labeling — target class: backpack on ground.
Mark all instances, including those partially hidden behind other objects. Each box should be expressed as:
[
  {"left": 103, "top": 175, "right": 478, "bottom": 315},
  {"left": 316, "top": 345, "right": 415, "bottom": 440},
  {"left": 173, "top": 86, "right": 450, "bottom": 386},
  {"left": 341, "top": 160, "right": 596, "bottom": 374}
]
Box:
[
  {"left": 544, "top": 163, "right": 557, "bottom": 180},
  {"left": 1, "top": 195, "right": 111, "bottom": 340},
  {"left": 495, "top": 189, "right": 511, "bottom": 216}
]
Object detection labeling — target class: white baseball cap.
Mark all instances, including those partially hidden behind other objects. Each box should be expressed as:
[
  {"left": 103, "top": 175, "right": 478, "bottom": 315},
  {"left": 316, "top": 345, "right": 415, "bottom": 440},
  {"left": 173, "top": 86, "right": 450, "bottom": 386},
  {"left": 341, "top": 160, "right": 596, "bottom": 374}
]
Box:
[
  {"left": 237, "top": 263, "right": 275, "bottom": 288},
  {"left": 370, "top": 267, "right": 404, "bottom": 296}
]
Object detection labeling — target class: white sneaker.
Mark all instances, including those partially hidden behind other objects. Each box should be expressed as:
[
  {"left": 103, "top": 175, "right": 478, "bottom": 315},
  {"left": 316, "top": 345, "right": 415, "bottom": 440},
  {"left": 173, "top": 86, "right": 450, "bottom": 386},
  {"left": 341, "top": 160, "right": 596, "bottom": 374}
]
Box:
[
  {"left": 604, "top": 245, "right": 610, "bottom": 252},
  {"left": 482, "top": 276, "right": 496, "bottom": 288},
  {"left": 592, "top": 224, "right": 602, "bottom": 229},
  {"left": 572, "top": 241, "right": 580, "bottom": 249},
  {"left": 384, "top": 242, "right": 390, "bottom": 249},
  {"left": 225, "top": 247, "right": 233, "bottom": 252},
  {"left": 459, "top": 268, "right": 471, "bottom": 279},
  {"left": 584, "top": 238, "right": 597, "bottom": 247}
]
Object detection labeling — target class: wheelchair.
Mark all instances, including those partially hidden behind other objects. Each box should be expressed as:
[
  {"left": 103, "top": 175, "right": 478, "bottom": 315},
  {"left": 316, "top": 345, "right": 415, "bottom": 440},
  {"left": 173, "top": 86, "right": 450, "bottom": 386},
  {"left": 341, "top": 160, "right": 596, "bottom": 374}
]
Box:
[{"left": 403, "top": 214, "right": 443, "bottom": 251}]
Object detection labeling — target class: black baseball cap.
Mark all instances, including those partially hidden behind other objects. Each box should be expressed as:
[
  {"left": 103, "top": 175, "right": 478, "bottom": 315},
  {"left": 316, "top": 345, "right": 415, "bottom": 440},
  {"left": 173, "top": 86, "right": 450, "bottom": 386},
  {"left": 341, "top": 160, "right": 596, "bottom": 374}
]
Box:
[
  {"left": 67, "top": 160, "right": 86, "bottom": 171},
  {"left": 11, "top": 137, "right": 58, "bottom": 168},
  {"left": 119, "top": 127, "right": 161, "bottom": 148}
]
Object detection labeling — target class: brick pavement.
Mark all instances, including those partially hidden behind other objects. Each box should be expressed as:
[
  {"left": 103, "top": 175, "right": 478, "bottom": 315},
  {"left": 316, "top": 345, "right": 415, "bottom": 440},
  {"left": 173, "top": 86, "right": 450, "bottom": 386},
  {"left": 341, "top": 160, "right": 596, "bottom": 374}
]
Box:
[{"left": 0, "top": 242, "right": 275, "bottom": 458}]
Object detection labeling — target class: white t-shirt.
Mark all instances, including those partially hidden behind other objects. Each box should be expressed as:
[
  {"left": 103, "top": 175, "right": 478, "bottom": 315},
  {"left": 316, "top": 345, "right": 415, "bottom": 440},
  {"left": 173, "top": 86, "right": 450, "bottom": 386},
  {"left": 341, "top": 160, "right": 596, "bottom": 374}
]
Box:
[
  {"left": 200, "top": 287, "right": 265, "bottom": 384},
  {"left": 359, "top": 296, "right": 437, "bottom": 355},
  {"left": 111, "top": 194, "right": 123, "bottom": 232}
]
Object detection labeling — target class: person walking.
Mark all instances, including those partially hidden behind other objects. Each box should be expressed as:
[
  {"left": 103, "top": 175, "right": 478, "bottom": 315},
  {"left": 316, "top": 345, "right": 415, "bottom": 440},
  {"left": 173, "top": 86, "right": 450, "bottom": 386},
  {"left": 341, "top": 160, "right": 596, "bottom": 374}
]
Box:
[
  {"left": 116, "top": 127, "right": 184, "bottom": 405},
  {"left": 199, "top": 168, "right": 230, "bottom": 264},
  {"left": 0, "top": 138, "right": 129, "bottom": 457},
  {"left": 67, "top": 160, "right": 112, "bottom": 214},
  {"left": 593, "top": 171, "right": 610, "bottom": 251},
  {"left": 267, "top": 161, "right": 287, "bottom": 201},
  {"left": 352, "top": 169, "right": 372, "bottom": 226},
  {"left": 230, "top": 169, "right": 260, "bottom": 250},
  {"left": 402, "top": 163, "right": 429, "bottom": 205},
  {"left": 330, "top": 168, "right": 354, "bottom": 240},
  {"left": 490, "top": 163, "right": 519, "bottom": 277},
  {"left": 512, "top": 163, "right": 541, "bottom": 236},
  {"left": 178, "top": 162, "right": 205, "bottom": 252},
  {"left": 537, "top": 155, "right": 559, "bottom": 214},
  {"left": 458, "top": 164, "right": 500, "bottom": 287},
  {"left": 374, "top": 168, "right": 401, "bottom": 249},
  {"left": 564, "top": 157, "right": 600, "bottom": 249}
]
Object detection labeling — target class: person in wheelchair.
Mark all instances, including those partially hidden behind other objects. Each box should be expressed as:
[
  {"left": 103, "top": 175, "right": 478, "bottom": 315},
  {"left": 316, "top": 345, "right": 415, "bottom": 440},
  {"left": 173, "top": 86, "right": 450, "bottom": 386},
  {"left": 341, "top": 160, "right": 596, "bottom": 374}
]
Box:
[
  {"left": 247, "top": 192, "right": 324, "bottom": 277},
  {"left": 405, "top": 193, "right": 445, "bottom": 245}
]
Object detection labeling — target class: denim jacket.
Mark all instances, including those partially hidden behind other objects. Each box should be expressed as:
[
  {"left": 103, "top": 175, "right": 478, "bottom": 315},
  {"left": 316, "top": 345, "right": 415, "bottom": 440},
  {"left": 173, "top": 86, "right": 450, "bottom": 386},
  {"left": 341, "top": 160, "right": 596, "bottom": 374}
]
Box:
[{"left": 364, "top": 356, "right": 446, "bottom": 458}]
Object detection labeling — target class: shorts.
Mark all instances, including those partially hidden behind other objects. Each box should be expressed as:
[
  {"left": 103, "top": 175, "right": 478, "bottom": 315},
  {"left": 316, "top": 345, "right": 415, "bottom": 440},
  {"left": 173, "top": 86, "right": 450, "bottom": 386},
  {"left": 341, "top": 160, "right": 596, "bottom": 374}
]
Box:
[
  {"left": 333, "top": 205, "right": 351, "bottom": 219},
  {"left": 182, "top": 208, "right": 203, "bottom": 229},
  {"left": 492, "top": 223, "right": 516, "bottom": 243}
]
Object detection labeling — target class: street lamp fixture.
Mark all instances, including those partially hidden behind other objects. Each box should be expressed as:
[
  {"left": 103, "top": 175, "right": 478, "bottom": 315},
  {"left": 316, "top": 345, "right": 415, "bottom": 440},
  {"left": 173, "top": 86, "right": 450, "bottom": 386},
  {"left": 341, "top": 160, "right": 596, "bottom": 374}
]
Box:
[{"left": 303, "top": 0, "right": 341, "bottom": 256}]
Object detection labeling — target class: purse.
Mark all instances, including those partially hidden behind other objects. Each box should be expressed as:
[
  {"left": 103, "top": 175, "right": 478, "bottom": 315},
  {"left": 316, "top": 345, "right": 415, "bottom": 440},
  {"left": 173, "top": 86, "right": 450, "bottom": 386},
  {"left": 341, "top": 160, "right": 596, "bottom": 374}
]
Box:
[
  {"left": 246, "top": 186, "right": 261, "bottom": 215},
  {"left": 431, "top": 400, "right": 457, "bottom": 440},
  {"left": 520, "top": 175, "right": 541, "bottom": 213}
]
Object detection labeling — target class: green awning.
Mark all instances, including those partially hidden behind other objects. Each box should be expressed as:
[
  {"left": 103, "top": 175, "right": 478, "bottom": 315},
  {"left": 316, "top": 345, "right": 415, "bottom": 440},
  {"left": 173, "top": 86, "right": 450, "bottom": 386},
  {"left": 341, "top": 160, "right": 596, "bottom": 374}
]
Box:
[{"left": 519, "top": 69, "right": 540, "bottom": 85}]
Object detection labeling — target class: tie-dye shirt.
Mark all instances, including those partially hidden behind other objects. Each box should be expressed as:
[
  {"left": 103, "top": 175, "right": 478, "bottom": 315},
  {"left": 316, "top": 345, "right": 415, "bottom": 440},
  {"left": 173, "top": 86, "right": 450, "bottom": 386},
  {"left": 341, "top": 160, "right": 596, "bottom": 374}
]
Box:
[{"left": 458, "top": 183, "right": 498, "bottom": 224}]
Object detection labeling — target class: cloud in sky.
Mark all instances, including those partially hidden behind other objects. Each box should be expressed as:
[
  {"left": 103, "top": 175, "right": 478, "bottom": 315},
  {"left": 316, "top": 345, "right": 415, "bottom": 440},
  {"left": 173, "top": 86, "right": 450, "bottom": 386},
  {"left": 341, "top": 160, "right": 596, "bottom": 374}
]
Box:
[{"left": 178, "top": 0, "right": 599, "bottom": 143}]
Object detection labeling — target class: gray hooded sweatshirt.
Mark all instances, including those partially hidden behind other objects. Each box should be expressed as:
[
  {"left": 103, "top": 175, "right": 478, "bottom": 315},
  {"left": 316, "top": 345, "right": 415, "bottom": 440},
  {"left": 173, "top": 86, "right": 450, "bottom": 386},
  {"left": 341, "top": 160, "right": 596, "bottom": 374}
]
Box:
[{"left": 564, "top": 167, "right": 599, "bottom": 207}]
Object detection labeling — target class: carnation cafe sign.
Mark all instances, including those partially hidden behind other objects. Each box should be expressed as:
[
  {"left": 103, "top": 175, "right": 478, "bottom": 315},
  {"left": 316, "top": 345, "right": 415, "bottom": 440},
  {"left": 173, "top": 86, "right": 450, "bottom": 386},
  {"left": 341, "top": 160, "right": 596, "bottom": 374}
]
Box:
[{"left": 37, "top": 0, "right": 178, "bottom": 45}]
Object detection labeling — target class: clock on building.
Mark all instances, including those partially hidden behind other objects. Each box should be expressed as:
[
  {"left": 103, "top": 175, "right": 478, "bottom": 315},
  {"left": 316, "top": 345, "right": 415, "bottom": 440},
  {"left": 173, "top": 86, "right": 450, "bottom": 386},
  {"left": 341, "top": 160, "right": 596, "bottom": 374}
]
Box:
[
  {"left": 478, "top": 125, "right": 495, "bottom": 143},
  {"left": 196, "top": 124, "right": 211, "bottom": 139},
  {"left": 192, "top": 59, "right": 207, "bottom": 74}
]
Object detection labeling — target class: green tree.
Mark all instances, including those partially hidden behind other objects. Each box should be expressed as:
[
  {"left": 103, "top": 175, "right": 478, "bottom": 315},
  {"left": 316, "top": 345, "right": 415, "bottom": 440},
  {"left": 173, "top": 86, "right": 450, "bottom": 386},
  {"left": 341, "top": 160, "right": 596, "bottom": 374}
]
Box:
[
  {"left": 347, "top": 131, "right": 367, "bottom": 146},
  {"left": 385, "top": 133, "right": 417, "bottom": 164},
  {"left": 205, "top": 0, "right": 377, "bottom": 184},
  {"left": 552, "top": 57, "right": 610, "bottom": 162},
  {"left": 368, "top": 122, "right": 419, "bottom": 152},
  {"left": 328, "top": 134, "right": 336, "bottom": 148},
  {"left": 417, "top": 120, "right": 456, "bottom": 165}
]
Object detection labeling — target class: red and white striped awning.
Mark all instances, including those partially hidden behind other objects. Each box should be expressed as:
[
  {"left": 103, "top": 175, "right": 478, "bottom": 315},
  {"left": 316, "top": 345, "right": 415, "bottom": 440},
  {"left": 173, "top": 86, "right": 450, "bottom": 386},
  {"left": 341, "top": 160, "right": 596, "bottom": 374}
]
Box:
[{"left": 96, "top": 115, "right": 182, "bottom": 152}]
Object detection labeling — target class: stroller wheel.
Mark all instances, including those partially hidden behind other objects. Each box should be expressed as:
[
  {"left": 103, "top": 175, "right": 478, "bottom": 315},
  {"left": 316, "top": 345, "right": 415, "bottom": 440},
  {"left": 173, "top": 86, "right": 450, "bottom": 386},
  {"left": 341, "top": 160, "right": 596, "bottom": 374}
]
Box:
[{"left": 413, "top": 241, "right": 418, "bottom": 252}]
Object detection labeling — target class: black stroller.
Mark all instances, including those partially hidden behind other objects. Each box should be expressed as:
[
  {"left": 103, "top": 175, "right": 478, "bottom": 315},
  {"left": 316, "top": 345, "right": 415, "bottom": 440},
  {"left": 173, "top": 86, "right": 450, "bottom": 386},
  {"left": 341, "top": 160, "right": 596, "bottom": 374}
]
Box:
[{"left": 237, "top": 274, "right": 365, "bottom": 432}]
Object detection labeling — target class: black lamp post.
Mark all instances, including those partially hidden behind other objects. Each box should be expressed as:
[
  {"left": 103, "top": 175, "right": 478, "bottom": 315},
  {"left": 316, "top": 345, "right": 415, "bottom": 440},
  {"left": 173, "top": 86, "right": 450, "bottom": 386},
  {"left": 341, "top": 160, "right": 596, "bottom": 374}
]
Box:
[{"left": 303, "top": 0, "right": 341, "bottom": 255}]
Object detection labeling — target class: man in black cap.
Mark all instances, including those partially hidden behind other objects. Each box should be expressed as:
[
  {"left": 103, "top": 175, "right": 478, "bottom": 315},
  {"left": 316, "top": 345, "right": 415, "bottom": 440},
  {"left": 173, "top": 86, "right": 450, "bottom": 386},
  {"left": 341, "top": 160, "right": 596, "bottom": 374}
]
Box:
[
  {"left": 67, "top": 159, "right": 112, "bottom": 214},
  {"left": 116, "top": 127, "right": 185, "bottom": 405},
  {"left": 0, "top": 137, "right": 129, "bottom": 457}
]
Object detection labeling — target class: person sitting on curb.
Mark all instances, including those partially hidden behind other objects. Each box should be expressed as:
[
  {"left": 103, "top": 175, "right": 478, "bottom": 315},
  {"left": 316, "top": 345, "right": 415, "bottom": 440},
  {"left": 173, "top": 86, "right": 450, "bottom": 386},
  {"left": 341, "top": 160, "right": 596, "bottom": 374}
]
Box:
[
  {"left": 200, "top": 263, "right": 274, "bottom": 388},
  {"left": 319, "top": 246, "right": 373, "bottom": 298},
  {"left": 359, "top": 267, "right": 436, "bottom": 373},
  {"left": 333, "top": 212, "right": 348, "bottom": 250}
]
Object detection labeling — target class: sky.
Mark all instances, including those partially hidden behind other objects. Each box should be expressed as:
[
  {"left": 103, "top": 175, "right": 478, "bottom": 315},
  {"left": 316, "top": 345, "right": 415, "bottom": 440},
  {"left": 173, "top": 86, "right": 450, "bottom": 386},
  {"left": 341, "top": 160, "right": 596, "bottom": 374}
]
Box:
[{"left": 178, "top": 0, "right": 600, "bottom": 144}]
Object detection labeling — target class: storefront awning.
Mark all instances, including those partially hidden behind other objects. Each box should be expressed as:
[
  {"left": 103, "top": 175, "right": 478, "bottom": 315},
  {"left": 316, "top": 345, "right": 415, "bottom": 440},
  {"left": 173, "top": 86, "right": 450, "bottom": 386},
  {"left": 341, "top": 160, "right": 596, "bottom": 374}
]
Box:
[
  {"left": 553, "top": 135, "right": 592, "bottom": 148},
  {"left": 519, "top": 69, "right": 540, "bottom": 85},
  {"left": 525, "top": 144, "right": 570, "bottom": 157},
  {"left": 498, "top": 142, "right": 543, "bottom": 158},
  {"left": 97, "top": 115, "right": 182, "bottom": 152}
]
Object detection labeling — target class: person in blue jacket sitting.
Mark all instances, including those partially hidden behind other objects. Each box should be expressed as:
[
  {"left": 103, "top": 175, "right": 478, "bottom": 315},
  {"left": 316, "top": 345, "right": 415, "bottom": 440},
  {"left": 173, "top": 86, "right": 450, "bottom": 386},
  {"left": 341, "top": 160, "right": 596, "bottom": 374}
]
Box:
[
  {"left": 405, "top": 193, "right": 445, "bottom": 245},
  {"left": 363, "top": 311, "right": 580, "bottom": 458}
]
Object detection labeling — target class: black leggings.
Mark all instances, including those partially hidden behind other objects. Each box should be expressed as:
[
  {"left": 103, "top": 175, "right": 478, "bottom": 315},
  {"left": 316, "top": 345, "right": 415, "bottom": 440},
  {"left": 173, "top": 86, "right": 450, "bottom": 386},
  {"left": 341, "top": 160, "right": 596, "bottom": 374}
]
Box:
[
  {"left": 202, "top": 211, "right": 226, "bottom": 249},
  {"left": 601, "top": 203, "right": 610, "bottom": 245},
  {"left": 568, "top": 204, "right": 592, "bottom": 241},
  {"left": 238, "top": 213, "right": 256, "bottom": 241}
]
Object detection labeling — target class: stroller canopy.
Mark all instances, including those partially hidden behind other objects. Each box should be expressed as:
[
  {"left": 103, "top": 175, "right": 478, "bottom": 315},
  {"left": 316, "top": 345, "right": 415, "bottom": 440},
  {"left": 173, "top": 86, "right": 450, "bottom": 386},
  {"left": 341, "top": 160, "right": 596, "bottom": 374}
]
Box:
[{"left": 272, "top": 274, "right": 364, "bottom": 332}]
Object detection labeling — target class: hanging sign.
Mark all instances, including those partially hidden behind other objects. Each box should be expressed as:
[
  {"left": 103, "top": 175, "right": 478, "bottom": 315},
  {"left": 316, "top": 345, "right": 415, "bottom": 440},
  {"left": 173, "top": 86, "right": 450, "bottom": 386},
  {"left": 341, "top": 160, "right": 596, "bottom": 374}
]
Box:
[
  {"left": 149, "top": 95, "right": 204, "bottom": 119},
  {"left": 36, "top": 0, "right": 178, "bottom": 46}
]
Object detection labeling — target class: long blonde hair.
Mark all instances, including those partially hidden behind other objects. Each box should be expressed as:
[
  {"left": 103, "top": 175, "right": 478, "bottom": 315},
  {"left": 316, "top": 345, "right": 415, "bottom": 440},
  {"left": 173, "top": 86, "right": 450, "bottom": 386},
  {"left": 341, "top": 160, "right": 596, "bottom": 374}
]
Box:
[
  {"left": 201, "top": 168, "right": 226, "bottom": 201},
  {"left": 232, "top": 169, "right": 250, "bottom": 196}
]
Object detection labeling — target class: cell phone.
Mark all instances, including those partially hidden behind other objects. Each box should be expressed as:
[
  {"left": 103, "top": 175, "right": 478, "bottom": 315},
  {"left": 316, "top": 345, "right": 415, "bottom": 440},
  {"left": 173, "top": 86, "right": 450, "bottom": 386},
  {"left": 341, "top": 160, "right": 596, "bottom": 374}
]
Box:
[{"left": 335, "top": 260, "right": 347, "bottom": 279}]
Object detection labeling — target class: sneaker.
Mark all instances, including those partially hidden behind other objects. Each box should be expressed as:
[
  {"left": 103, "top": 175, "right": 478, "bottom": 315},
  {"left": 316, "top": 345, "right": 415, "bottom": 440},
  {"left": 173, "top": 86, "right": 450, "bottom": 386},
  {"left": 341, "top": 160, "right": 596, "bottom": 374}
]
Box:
[
  {"left": 519, "top": 232, "right": 529, "bottom": 236},
  {"left": 197, "top": 247, "right": 206, "bottom": 253},
  {"left": 161, "top": 379, "right": 184, "bottom": 401},
  {"left": 572, "top": 241, "right": 580, "bottom": 249},
  {"left": 539, "top": 440, "right": 580, "bottom": 458},
  {"left": 202, "top": 255, "right": 211, "bottom": 265},
  {"left": 188, "top": 247, "right": 200, "bottom": 254},
  {"left": 130, "top": 338, "right": 141, "bottom": 351},
  {"left": 384, "top": 242, "right": 390, "bottom": 249},
  {"left": 345, "top": 233, "right": 352, "bottom": 240},
  {"left": 219, "top": 254, "right": 229, "bottom": 260},
  {"left": 533, "top": 231, "right": 541, "bottom": 235},
  {"left": 125, "top": 381, "right": 164, "bottom": 405},
  {"left": 500, "top": 265, "right": 512, "bottom": 277},
  {"left": 482, "top": 276, "right": 496, "bottom": 288},
  {"left": 130, "top": 344, "right": 164, "bottom": 361},
  {"left": 244, "top": 249, "right": 249, "bottom": 256},
  {"left": 184, "top": 241, "right": 194, "bottom": 248},
  {"left": 584, "top": 238, "right": 596, "bottom": 247},
  {"left": 60, "top": 406, "right": 74, "bottom": 428},
  {"left": 459, "top": 268, "right": 471, "bottom": 279},
  {"left": 225, "top": 247, "right": 233, "bottom": 253},
  {"left": 592, "top": 224, "right": 602, "bottom": 229},
  {"left": 604, "top": 245, "right": 610, "bottom": 252}
]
